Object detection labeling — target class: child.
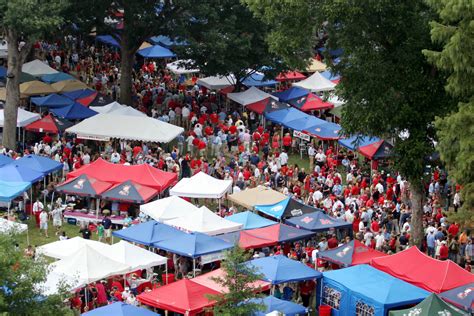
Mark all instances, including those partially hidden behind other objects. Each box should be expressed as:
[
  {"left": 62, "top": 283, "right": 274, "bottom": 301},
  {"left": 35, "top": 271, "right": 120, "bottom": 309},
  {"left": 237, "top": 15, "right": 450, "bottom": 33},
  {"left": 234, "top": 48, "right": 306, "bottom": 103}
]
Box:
[{"left": 97, "top": 223, "right": 104, "bottom": 242}]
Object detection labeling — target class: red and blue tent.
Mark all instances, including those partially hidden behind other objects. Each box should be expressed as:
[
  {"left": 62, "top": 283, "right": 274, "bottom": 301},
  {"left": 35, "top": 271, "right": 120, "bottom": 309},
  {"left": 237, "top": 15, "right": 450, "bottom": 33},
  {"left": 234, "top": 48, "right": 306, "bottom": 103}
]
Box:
[
  {"left": 246, "top": 98, "right": 290, "bottom": 115},
  {"left": 77, "top": 92, "right": 113, "bottom": 107},
  {"left": 100, "top": 180, "right": 159, "bottom": 204},
  {"left": 24, "top": 114, "right": 73, "bottom": 134},
  {"left": 55, "top": 174, "right": 112, "bottom": 197},
  {"left": 215, "top": 230, "right": 276, "bottom": 249},
  {"left": 289, "top": 93, "right": 334, "bottom": 111},
  {"left": 317, "top": 240, "right": 387, "bottom": 267},
  {"left": 61, "top": 88, "right": 95, "bottom": 100},
  {"left": 246, "top": 223, "right": 315, "bottom": 244},
  {"left": 439, "top": 283, "right": 474, "bottom": 313},
  {"left": 225, "top": 211, "right": 276, "bottom": 230}
]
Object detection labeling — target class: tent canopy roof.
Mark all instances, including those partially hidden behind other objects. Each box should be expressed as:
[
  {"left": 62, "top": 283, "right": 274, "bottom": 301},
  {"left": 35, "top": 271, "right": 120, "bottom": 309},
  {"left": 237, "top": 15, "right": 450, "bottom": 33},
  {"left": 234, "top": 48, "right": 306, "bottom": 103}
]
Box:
[
  {"left": 22, "top": 59, "right": 59, "bottom": 76},
  {"left": 197, "top": 75, "right": 236, "bottom": 90},
  {"left": 166, "top": 59, "right": 199, "bottom": 74},
  {"left": 273, "top": 87, "right": 309, "bottom": 102},
  {"left": 20, "top": 81, "right": 56, "bottom": 96},
  {"left": 0, "top": 108, "right": 41, "bottom": 127},
  {"left": 170, "top": 172, "right": 232, "bottom": 199},
  {"left": 248, "top": 295, "right": 308, "bottom": 316},
  {"left": 15, "top": 154, "right": 63, "bottom": 175},
  {"left": 90, "top": 101, "right": 125, "bottom": 114},
  {"left": 82, "top": 302, "right": 160, "bottom": 316},
  {"left": 24, "top": 114, "right": 73, "bottom": 134},
  {"left": 191, "top": 268, "right": 270, "bottom": 293},
  {"left": 50, "top": 102, "right": 98, "bottom": 120},
  {"left": 228, "top": 186, "right": 288, "bottom": 209},
  {"left": 62, "top": 88, "right": 95, "bottom": 100},
  {"left": 51, "top": 79, "right": 89, "bottom": 93},
  {"left": 112, "top": 221, "right": 184, "bottom": 246},
  {"left": 40, "top": 72, "right": 74, "bottom": 84},
  {"left": 285, "top": 211, "right": 352, "bottom": 231},
  {"left": 108, "top": 240, "right": 167, "bottom": 270},
  {"left": 100, "top": 180, "right": 159, "bottom": 204},
  {"left": 36, "top": 236, "right": 110, "bottom": 260},
  {"left": 0, "top": 163, "right": 44, "bottom": 183},
  {"left": 241, "top": 72, "right": 278, "bottom": 87},
  {"left": 228, "top": 86, "right": 276, "bottom": 106},
  {"left": 439, "top": 283, "right": 474, "bottom": 312},
  {"left": 317, "top": 240, "right": 387, "bottom": 267},
  {"left": 0, "top": 155, "right": 14, "bottom": 167},
  {"left": 244, "top": 223, "right": 315, "bottom": 244},
  {"left": 55, "top": 174, "right": 113, "bottom": 197},
  {"left": 66, "top": 113, "right": 184, "bottom": 143},
  {"left": 339, "top": 135, "right": 381, "bottom": 151},
  {"left": 140, "top": 195, "right": 199, "bottom": 222},
  {"left": 370, "top": 246, "right": 474, "bottom": 293},
  {"left": 225, "top": 211, "right": 276, "bottom": 230},
  {"left": 31, "top": 94, "right": 74, "bottom": 108},
  {"left": 0, "top": 181, "right": 31, "bottom": 202},
  {"left": 67, "top": 158, "right": 177, "bottom": 192},
  {"left": 275, "top": 71, "right": 307, "bottom": 81},
  {"left": 388, "top": 294, "right": 468, "bottom": 316},
  {"left": 293, "top": 72, "right": 336, "bottom": 92},
  {"left": 137, "top": 44, "right": 176, "bottom": 58},
  {"left": 288, "top": 93, "right": 334, "bottom": 111}
]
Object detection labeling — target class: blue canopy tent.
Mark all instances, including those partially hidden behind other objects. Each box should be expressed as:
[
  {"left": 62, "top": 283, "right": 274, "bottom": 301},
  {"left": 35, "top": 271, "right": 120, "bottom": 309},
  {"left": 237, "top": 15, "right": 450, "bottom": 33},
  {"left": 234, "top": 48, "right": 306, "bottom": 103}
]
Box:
[
  {"left": 255, "top": 198, "right": 291, "bottom": 219},
  {"left": 50, "top": 102, "right": 98, "bottom": 120},
  {"left": 320, "top": 70, "right": 341, "bottom": 81},
  {"left": 321, "top": 265, "right": 429, "bottom": 316},
  {"left": 225, "top": 211, "right": 276, "bottom": 230},
  {"left": 247, "top": 296, "right": 308, "bottom": 316},
  {"left": 339, "top": 135, "right": 380, "bottom": 151},
  {"left": 96, "top": 35, "right": 120, "bottom": 48},
  {"left": 284, "top": 116, "right": 326, "bottom": 132},
  {"left": 241, "top": 73, "right": 278, "bottom": 87},
  {"left": 304, "top": 121, "right": 341, "bottom": 140},
  {"left": 149, "top": 35, "right": 187, "bottom": 47},
  {"left": 137, "top": 45, "right": 176, "bottom": 58},
  {"left": 113, "top": 221, "right": 184, "bottom": 246},
  {"left": 317, "top": 47, "right": 344, "bottom": 57},
  {"left": 82, "top": 302, "right": 160, "bottom": 316},
  {"left": 273, "top": 87, "right": 309, "bottom": 102},
  {"left": 40, "top": 72, "right": 74, "bottom": 84},
  {"left": 0, "top": 66, "right": 6, "bottom": 78},
  {"left": 31, "top": 94, "right": 74, "bottom": 108},
  {"left": 0, "top": 163, "right": 44, "bottom": 183},
  {"left": 439, "top": 283, "right": 474, "bottom": 313},
  {"left": 246, "top": 255, "right": 321, "bottom": 285},
  {"left": 264, "top": 108, "right": 308, "bottom": 130},
  {"left": 285, "top": 211, "right": 352, "bottom": 232},
  {"left": 153, "top": 232, "right": 234, "bottom": 259},
  {"left": 15, "top": 154, "right": 62, "bottom": 175},
  {"left": 0, "top": 181, "right": 31, "bottom": 202},
  {"left": 0, "top": 155, "right": 13, "bottom": 167},
  {"left": 61, "top": 89, "right": 95, "bottom": 100}
]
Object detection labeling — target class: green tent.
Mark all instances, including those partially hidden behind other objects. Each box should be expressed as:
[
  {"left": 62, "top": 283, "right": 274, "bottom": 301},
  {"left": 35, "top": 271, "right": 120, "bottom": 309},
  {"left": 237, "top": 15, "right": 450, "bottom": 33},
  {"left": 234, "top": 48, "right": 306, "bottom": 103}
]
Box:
[{"left": 389, "top": 293, "right": 468, "bottom": 316}]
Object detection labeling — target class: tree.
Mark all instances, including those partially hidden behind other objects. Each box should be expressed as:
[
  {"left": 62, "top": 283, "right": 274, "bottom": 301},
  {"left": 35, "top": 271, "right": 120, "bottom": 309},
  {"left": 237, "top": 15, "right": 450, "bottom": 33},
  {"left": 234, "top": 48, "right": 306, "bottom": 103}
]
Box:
[
  {"left": 0, "top": 0, "right": 68, "bottom": 149},
  {"left": 246, "top": 0, "right": 456, "bottom": 246},
  {"left": 0, "top": 234, "right": 72, "bottom": 315},
  {"left": 174, "top": 0, "right": 286, "bottom": 90},
  {"left": 208, "top": 246, "right": 264, "bottom": 316},
  {"left": 423, "top": 0, "right": 474, "bottom": 225}
]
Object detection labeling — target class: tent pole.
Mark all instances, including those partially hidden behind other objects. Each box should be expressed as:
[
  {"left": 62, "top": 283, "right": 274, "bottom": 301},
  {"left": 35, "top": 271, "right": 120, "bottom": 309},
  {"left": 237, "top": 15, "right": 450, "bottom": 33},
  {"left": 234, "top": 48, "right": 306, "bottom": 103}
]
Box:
[
  {"left": 7, "top": 201, "right": 11, "bottom": 216},
  {"left": 30, "top": 188, "right": 33, "bottom": 217},
  {"left": 95, "top": 198, "right": 100, "bottom": 219},
  {"left": 193, "top": 258, "right": 196, "bottom": 278},
  {"left": 43, "top": 177, "right": 47, "bottom": 208},
  {"left": 165, "top": 263, "right": 168, "bottom": 285}
]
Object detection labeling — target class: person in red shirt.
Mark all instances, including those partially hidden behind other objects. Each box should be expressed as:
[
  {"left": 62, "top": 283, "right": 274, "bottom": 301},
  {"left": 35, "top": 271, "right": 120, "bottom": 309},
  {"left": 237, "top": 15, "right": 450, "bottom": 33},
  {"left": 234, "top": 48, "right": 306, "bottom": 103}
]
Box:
[
  {"left": 282, "top": 133, "right": 292, "bottom": 152},
  {"left": 327, "top": 234, "right": 338, "bottom": 249},
  {"left": 447, "top": 222, "right": 459, "bottom": 237},
  {"left": 43, "top": 134, "right": 52, "bottom": 144},
  {"left": 371, "top": 220, "right": 380, "bottom": 233},
  {"left": 439, "top": 241, "right": 449, "bottom": 260},
  {"left": 299, "top": 280, "right": 315, "bottom": 307}
]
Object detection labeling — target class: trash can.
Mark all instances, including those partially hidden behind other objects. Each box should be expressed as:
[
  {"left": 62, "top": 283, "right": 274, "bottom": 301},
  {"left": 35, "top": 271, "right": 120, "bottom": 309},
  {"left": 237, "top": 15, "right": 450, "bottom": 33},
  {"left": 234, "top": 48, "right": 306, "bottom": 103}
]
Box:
[{"left": 319, "top": 305, "right": 332, "bottom": 316}]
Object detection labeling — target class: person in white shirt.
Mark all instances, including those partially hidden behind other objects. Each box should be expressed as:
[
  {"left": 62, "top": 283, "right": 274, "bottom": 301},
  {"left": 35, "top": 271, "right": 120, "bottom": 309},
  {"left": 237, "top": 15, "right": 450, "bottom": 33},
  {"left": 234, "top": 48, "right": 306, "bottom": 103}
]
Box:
[
  {"left": 402, "top": 219, "right": 411, "bottom": 233},
  {"left": 39, "top": 209, "right": 49, "bottom": 238},
  {"left": 375, "top": 181, "right": 384, "bottom": 194},
  {"left": 182, "top": 106, "right": 190, "bottom": 129},
  {"left": 374, "top": 232, "right": 385, "bottom": 250},
  {"left": 308, "top": 145, "right": 316, "bottom": 170},
  {"left": 32, "top": 199, "right": 44, "bottom": 228},
  {"left": 312, "top": 189, "right": 323, "bottom": 205},
  {"left": 279, "top": 150, "right": 289, "bottom": 166},
  {"left": 82, "top": 152, "right": 90, "bottom": 164}
]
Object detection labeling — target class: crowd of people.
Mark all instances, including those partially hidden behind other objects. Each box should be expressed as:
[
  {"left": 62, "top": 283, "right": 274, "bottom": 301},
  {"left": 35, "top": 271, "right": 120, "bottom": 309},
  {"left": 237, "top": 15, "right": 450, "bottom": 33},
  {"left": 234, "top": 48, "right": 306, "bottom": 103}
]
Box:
[{"left": 0, "top": 36, "right": 471, "bottom": 313}]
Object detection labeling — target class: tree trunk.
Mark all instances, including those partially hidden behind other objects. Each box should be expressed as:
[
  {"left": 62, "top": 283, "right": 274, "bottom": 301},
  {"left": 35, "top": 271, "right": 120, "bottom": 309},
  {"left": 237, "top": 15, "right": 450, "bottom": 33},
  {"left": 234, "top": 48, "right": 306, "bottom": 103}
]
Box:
[
  {"left": 2, "top": 31, "right": 21, "bottom": 150},
  {"left": 119, "top": 32, "right": 135, "bottom": 106},
  {"left": 409, "top": 181, "right": 424, "bottom": 248}
]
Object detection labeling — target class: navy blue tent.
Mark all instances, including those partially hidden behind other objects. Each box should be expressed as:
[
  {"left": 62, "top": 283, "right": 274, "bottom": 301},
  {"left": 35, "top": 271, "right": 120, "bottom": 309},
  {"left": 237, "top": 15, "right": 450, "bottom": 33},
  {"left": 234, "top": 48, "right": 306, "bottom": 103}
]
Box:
[
  {"left": 321, "top": 265, "right": 429, "bottom": 316},
  {"left": 0, "top": 155, "right": 13, "bottom": 167},
  {"left": 100, "top": 180, "right": 159, "bottom": 204},
  {"left": 285, "top": 211, "right": 352, "bottom": 232},
  {"left": 15, "top": 154, "right": 62, "bottom": 175},
  {"left": 0, "top": 163, "right": 44, "bottom": 183},
  {"left": 61, "top": 89, "right": 95, "bottom": 100},
  {"left": 55, "top": 174, "right": 112, "bottom": 197},
  {"left": 153, "top": 232, "right": 234, "bottom": 258},
  {"left": 439, "top": 283, "right": 474, "bottom": 313},
  {"left": 339, "top": 135, "right": 380, "bottom": 151},
  {"left": 149, "top": 35, "right": 187, "bottom": 47},
  {"left": 40, "top": 72, "right": 74, "bottom": 83},
  {"left": 255, "top": 198, "right": 321, "bottom": 220},
  {"left": 50, "top": 102, "right": 97, "bottom": 120},
  {"left": 247, "top": 296, "right": 307, "bottom": 316},
  {"left": 96, "top": 35, "right": 120, "bottom": 48},
  {"left": 0, "top": 66, "right": 6, "bottom": 78},
  {"left": 113, "top": 221, "right": 184, "bottom": 246},
  {"left": 241, "top": 73, "right": 278, "bottom": 87},
  {"left": 31, "top": 94, "right": 74, "bottom": 108},
  {"left": 83, "top": 302, "right": 160, "bottom": 316},
  {"left": 246, "top": 255, "right": 321, "bottom": 285},
  {"left": 273, "top": 87, "right": 309, "bottom": 102},
  {"left": 137, "top": 45, "right": 176, "bottom": 58}
]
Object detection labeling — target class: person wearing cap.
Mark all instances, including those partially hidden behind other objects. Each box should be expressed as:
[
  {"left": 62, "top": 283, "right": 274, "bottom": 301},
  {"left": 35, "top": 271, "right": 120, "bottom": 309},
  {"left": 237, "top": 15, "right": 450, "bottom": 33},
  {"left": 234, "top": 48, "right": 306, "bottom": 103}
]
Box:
[
  {"left": 439, "top": 240, "right": 449, "bottom": 260},
  {"left": 427, "top": 230, "right": 436, "bottom": 257}
]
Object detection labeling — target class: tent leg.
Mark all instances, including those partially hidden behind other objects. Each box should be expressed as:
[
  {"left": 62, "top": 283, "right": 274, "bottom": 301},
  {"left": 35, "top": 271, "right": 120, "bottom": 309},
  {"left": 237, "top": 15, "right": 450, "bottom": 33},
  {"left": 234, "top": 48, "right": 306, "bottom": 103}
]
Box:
[
  {"left": 165, "top": 264, "right": 168, "bottom": 285},
  {"left": 218, "top": 199, "right": 221, "bottom": 213},
  {"left": 30, "top": 188, "right": 33, "bottom": 217},
  {"left": 95, "top": 198, "right": 100, "bottom": 220},
  {"left": 7, "top": 201, "right": 11, "bottom": 217},
  {"left": 193, "top": 258, "right": 196, "bottom": 278},
  {"left": 43, "top": 178, "right": 47, "bottom": 209}
]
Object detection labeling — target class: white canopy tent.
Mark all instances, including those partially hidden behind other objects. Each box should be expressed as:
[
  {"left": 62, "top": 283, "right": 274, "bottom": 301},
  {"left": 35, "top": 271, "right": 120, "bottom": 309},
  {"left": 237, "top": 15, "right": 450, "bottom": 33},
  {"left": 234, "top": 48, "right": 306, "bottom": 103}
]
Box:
[
  {"left": 164, "top": 206, "right": 243, "bottom": 235},
  {"left": 22, "top": 59, "right": 59, "bottom": 76},
  {"left": 166, "top": 59, "right": 199, "bottom": 75},
  {"left": 293, "top": 72, "right": 336, "bottom": 92},
  {"left": 227, "top": 86, "right": 276, "bottom": 106},
  {"left": 65, "top": 113, "right": 184, "bottom": 143},
  {"left": 170, "top": 172, "right": 232, "bottom": 199},
  {"left": 108, "top": 240, "right": 167, "bottom": 271},
  {"left": 327, "top": 94, "right": 346, "bottom": 107},
  {"left": 0, "top": 218, "right": 28, "bottom": 234},
  {"left": 140, "top": 195, "right": 199, "bottom": 222},
  {"left": 197, "top": 75, "right": 236, "bottom": 90},
  {"left": 0, "top": 108, "right": 41, "bottom": 127},
  {"left": 110, "top": 106, "right": 147, "bottom": 117},
  {"left": 39, "top": 269, "right": 85, "bottom": 296},
  {"left": 36, "top": 236, "right": 110, "bottom": 260},
  {"left": 47, "top": 244, "right": 130, "bottom": 284},
  {"left": 90, "top": 101, "right": 126, "bottom": 114}
]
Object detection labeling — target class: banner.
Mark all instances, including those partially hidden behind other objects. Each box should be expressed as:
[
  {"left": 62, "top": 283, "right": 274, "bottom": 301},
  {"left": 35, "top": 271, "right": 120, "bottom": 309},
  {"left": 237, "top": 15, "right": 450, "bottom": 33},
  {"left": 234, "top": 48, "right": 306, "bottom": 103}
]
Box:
[
  {"left": 201, "top": 251, "right": 226, "bottom": 264},
  {"left": 293, "top": 130, "right": 311, "bottom": 142}
]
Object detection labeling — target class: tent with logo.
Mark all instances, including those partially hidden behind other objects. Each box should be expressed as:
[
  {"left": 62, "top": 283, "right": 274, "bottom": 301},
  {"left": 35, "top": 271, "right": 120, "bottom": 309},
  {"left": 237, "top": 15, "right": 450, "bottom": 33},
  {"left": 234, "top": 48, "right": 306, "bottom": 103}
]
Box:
[
  {"left": 255, "top": 197, "right": 320, "bottom": 220},
  {"left": 304, "top": 120, "right": 341, "bottom": 140},
  {"left": 317, "top": 240, "right": 387, "bottom": 267},
  {"left": 293, "top": 72, "right": 336, "bottom": 92},
  {"left": 228, "top": 86, "right": 276, "bottom": 106},
  {"left": 82, "top": 302, "right": 160, "bottom": 316},
  {"left": 197, "top": 75, "right": 236, "bottom": 90},
  {"left": 243, "top": 223, "right": 315, "bottom": 244},
  {"left": 228, "top": 186, "right": 288, "bottom": 209},
  {"left": 225, "top": 211, "right": 276, "bottom": 230},
  {"left": 100, "top": 180, "right": 159, "bottom": 204},
  {"left": 0, "top": 108, "right": 41, "bottom": 127},
  {"left": 15, "top": 154, "right": 62, "bottom": 175},
  {"left": 246, "top": 255, "right": 321, "bottom": 284},
  {"left": 50, "top": 102, "right": 98, "bottom": 120},
  {"left": 137, "top": 279, "right": 220, "bottom": 315},
  {"left": 0, "top": 181, "right": 31, "bottom": 202},
  {"left": 389, "top": 293, "right": 468, "bottom": 316},
  {"left": 439, "top": 283, "right": 474, "bottom": 313},
  {"left": 357, "top": 140, "right": 393, "bottom": 160},
  {"left": 62, "top": 88, "right": 95, "bottom": 100},
  {"left": 215, "top": 230, "right": 276, "bottom": 249},
  {"left": 170, "top": 172, "right": 232, "bottom": 199},
  {"left": 55, "top": 174, "right": 112, "bottom": 197},
  {"left": 275, "top": 71, "right": 306, "bottom": 82},
  {"left": 247, "top": 296, "right": 308, "bottom": 316},
  {"left": 137, "top": 44, "right": 176, "bottom": 58},
  {"left": 322, "top": 265, "right": 429, "bottom": 316},
  {"left": 20, "top": 81, "right": 56, "bottom": 96},
  {"left": 24, "top": 114, "right": 73, "bottom": 134},
  {"left": 65, "top": 114, "right": 184, "bottom": 143},
  {"left": 51, "top": 79, "right": 88, "bottom": 93},
  {"left": 22, "top": 59, "right": 59, "bottom": 76},
  {"left": 273, "top": 87, "right": 309, "bottom": 102},
  {"left": 67, "top": 158, "right": 177, "bottom": 192},
  {"left": 113, "top": 220, "right": 184, "bottom": 246},
  {"left": 31, "top": 94, "right": 74, "bottom": 108},
  {"left": 246, "top": 98, "right": 290, "bottom": 115},
  {"left": 371, "top": 247, "right": 474, "bottom": 293},
  {"left": 289, "top": 93, "right": 334, "bottom": 111},
  {"left": 164, "top": 206, "right": 242, "bottom": 236},
  {"left": 77, "top": 92, "right": 113, "bottom": 107},
  {"left": 191, "top": 268, "right": 271, "bottom": 293},
  {"left": 140, "top": 195, "right": 199, "bottom": 222},
  {"left": 285, "top": 211, "right": 352, "bottom": 232},
  {"left": 40, "top": 72, "right": 74, "bottom": 84}
]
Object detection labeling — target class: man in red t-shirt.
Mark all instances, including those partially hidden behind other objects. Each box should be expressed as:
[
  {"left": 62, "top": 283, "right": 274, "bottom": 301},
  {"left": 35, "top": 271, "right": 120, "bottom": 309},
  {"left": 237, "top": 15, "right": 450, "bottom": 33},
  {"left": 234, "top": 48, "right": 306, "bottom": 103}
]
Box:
[
  {"left": 439, "top": 241, "right": 449, "bottom": 260},
  {"left": 327, "top": 234, "right": 338, "bottom": 249}
]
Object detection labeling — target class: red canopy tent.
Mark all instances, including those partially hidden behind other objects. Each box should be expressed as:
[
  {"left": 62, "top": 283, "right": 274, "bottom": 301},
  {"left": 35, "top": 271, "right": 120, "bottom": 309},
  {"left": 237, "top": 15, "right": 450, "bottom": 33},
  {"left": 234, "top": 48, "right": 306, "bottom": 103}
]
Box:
[
  {"left": 191, "top": 268, "right": 271, "bottom": 293},
  {"left": 276, "top": 71, "right": 306, "bottom": 82},
  {"left": 137, "top": 279, "right": 220, "bottom": 315},
  {"left": 289, "top": 93, "right": 334, "bottom": 111},
  {"left": 350, "top": 240, "right": 388, "bottom": 265},
  {"left": 358, "top": 139, "right": 393, "bottom": 160},
  {"left": 370, "top": 247, "right": 474, "bottom": 293},
  {"left": 67, "top": 158, "right": 177, "bottom": 192},
  {"left": 246, "top": 223, "right": 315, "bottom": 243},
  {"left": 317, "top": 240, "right": 387, "bottom": 267},
  {"left": 235, "top": 230, "right": 277, "bottom": 249}
]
